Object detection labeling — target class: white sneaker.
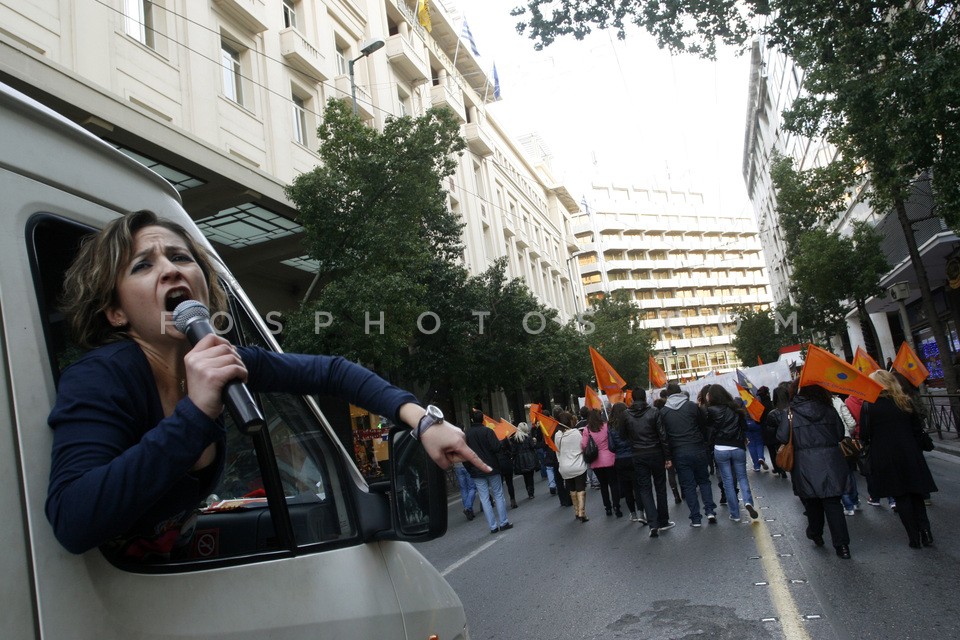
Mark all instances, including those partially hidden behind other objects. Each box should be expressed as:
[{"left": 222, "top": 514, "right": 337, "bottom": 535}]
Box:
[
  {"left": 843, "top": 509, "right": 855, "bottom": 516},
  {"left": 659, "top": 521, "right": 676, "bottom": 531},
  {"left": 744, "top": 503, "right": 759, "bottom": 520}
]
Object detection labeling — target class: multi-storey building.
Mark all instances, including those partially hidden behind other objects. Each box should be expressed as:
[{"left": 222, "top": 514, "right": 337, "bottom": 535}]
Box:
[
  {"left": 742, "top": 35, "right": 959, "bottom": 372},
  {"left": 572, "top": 182, "right": 773, "bottom": 378},
  {"left": 0, "top": 0, "right": 583, "bottom": 323}
]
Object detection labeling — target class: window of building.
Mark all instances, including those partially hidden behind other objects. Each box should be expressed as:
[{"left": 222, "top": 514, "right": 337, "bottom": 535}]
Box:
[
  {"left": 582, "top": 274, "right": 602, "bottom": 285},
  {"left": 221, "top": 41, "right": 243, "bottom": 104},
  {"left": 292, "top": 94, "right": 308, "bottom": 146},
  {"left": 397, "top": 88, "right": 410, "bottom": 116},
  {"left": 578, "top": 254, "right": 598, "bottom": 266},
  {"left": 692, "top": 353, "right": 708, "bottom": 369},
  {"left": 282, "top": 0, "right": 298, "bottom": 29},
  {"left": 124, "top": 0, "right": 155, "bottom": 48},
  {"left": 335, "top": 43, "right": 348, "bottom": 76}
]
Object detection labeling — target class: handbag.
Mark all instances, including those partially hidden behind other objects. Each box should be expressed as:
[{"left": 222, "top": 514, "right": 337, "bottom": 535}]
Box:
[
  {"left": 775, "top": 410, "right": 794, "bottom": 472},
  {"left": 839, "top": 436, "right": 863, "bottom": 459},
  {"left": 583, "top": 433, "right": 599, "bottom": 463},
  {"left": 917, "top": 430, "right": 935, "bottom": 452}
]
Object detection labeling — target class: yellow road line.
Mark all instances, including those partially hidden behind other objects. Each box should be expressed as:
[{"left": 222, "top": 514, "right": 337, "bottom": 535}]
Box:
[{"left": 751, "top": 518, "right": 813, "bottom": 640}]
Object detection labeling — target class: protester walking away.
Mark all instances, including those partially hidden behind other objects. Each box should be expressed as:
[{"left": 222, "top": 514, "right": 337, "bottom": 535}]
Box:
[
  {"left": 555, "top": 411, "right": 590, "bottom": 522},
  {"left": 847, "top": 391, "right": 896, "bottom": 510},
  {"left": 582, "top": 409, "right": 618, "bottom": 516},
  {"left": 609, "top": 402, "right": 641, "bottom": 521},
  {"left": 540, "top": 418, "right": 571, "bottom": 507},
  {"left": 761, "top": 384, "right": 789, "bottom": 478},
  {"left": 453, "top": 460, "right": 478, "bottom": 521},
  {"left": 464, "top": 409, "right": 513, "bottom": 534},
  {"left": 623, "top": 387, "right": 674, "bottom": 537},
  {"left": 655, "top": 391, "right": 683, "bottom": 503},
  {"left": 832, "top": 394, "right": 861, "bottom": 516},
  {"left": 513, "top": 422, "right": 539, "bottom": 499},
  {"left": 497, "top": 432, "right": 518, "bottom": 509},
  {"left": 659, "top": 383, "right": 717, "bottom": 526},
  {"left": 744, "top": 401, "right": 768, "bottom": 472},
  {"left": 861, "top": 370, "right": 938, "bottom": 549},
  {"left": 704, "top": 385, "right": 758, "bottom": 523},
  {"left": 576, "top": 406, "right": 601, "bottom": 490},
  {"left": 776, "top": 381, "right": 851, "bottom": 559}
]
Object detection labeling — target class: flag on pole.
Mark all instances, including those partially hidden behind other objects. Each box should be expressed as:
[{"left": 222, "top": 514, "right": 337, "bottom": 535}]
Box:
[
  {"left": 736, "top": 369, "right": 759, "bottom": 397},
  {"left": 493, "top": 419, "right": 518, "bottom": 441},
  {"left": 528, "top": 402, "right": 542, "bottom": 427},
  {"left": 417, "top": 0, "right": 431, "bottom": 32},
  {"left": 492, "top": 63, "right": 501, "bottom": 100},
  {"left": 851, "top": 346, "right": 881, "bottom": 375},
  {"left": 623, "top": 389, "right": 634, "bottom": 406},
  {"left": 736, "top": 383, "right": 765, "bottom": 422},
  {"left": 584, "top": 385, "right": 603, "bottom": 410},
  {"left": 589, "top": 347, "right": 627, "bottom": 399},
  {"left": 798, "top": 344, "right": 883, "bottom": 402},
  {"left": 533, "top": 411, "right": 559, "bottom": 452},
  {"left": 648, "top": 355, "right": 667, "bottom": 389},
  {"left": 481, "top": 413, "right": 498, "bottom": 430},
  {"left": 892, "top": 341, "right": 930, "bottom": 388},
  {"left": 461, "top": 19, "right": 479, "bottom": 56}
]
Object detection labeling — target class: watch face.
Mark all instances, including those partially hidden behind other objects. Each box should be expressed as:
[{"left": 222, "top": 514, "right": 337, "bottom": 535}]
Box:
[{"left": 426, "top": 405, "right": 443, "bottom": 422}]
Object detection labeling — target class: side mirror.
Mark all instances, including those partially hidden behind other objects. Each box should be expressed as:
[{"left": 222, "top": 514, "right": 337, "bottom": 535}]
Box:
[{"left": 381, "top": 426, "right": 447, "bottom": 540}]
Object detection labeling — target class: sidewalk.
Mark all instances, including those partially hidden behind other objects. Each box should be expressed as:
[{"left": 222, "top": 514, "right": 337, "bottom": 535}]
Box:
[{"left": 928, "top": 430, "right": 960, "bottom": 464}]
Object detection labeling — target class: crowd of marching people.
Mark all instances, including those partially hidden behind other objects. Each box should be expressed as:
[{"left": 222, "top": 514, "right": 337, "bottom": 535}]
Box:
[{"left": 453, "top": 374, "right": 939, "bottom": 558}]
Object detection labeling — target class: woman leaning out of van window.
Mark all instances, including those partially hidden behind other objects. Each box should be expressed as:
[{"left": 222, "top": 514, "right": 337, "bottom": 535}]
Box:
[{"left": 45, "top": 210, "right": 488, "bottom": 561}]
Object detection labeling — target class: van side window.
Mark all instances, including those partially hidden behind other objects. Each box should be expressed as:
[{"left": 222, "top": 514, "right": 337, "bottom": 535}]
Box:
[{"left": 28, "top": 214, "right": 358, "bottom": 569}]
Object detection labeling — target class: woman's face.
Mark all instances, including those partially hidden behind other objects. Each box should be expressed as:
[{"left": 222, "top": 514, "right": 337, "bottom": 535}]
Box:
[{"left": 106, "top": 225, "right": 209, "bottom": 347}]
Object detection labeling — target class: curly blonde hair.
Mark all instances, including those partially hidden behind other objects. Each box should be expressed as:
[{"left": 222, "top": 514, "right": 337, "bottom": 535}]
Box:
[
  {"left": 61, "top": 210, "right": 227, "bottom": 349},
  {"left": 869, "top": 369, "right": 913, "bottom": 413}
]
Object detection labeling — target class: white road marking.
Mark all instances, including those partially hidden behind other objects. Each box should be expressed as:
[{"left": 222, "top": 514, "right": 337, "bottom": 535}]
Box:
[{"left": 440, "top": 539, "right": 499, "bottom": 577}]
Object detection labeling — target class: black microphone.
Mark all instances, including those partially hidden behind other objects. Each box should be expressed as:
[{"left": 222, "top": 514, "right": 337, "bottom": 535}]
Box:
[{"left": 173, "top": 300, "right": 264, "bottom": 435}]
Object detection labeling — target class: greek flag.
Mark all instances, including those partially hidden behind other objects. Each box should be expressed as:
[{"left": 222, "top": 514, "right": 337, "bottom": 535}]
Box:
[
  {"left": 493, "top": 63, "right": 501, "bottom": 100},
  {"left": 462, "top": 19, "right": 480, "bottom": 56}
]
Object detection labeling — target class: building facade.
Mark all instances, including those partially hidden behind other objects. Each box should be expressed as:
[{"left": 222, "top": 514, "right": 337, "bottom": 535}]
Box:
[
  {"left": 742, "top": 35, "right": 959, "bottom": 375},
  {"left": 0, "top": 0, "right": 583, "bottom": 322},
  {"left": 572, "top": 182, "right": 773, "bottom": 378}
]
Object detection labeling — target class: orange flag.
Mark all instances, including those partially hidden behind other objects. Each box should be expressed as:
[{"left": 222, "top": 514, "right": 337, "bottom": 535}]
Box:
[
  {"left": 736, "top": 383, "right": 765, "bottom": 422},
  {"left": 648, "top": 355, "right": 667, "bottom": 388},
  {"left": 757, "top": 355, "right": 763, "bottom": 366},
  {"left": 623, "top": 389, "right": 634, "bottom": 406},
  {"left": 584, "top": 385, "right": 603, "bottom": 410},
  {"left": 481, "top": 413, "right": 498, "bottom": 430},
  {"left": 533, "top": 411, "right": 559, "bottom": 452},
  {"left": 892, "top": 342, "right": 930, "bottom": 388},
  {"left": 851, "top": 346, "right": 881, "bottom": 376},
  {"left": 493, "top": 419, "right": 518, "bottom": 441},
  {"left": 589, "top": 347, "right": 627, "bottom": 398},
  {"left": 799, "top": 344, "right": 882, "bottom": 402},
  {"left": 528, "top": 402, "right": 542, "bottom": 427}
]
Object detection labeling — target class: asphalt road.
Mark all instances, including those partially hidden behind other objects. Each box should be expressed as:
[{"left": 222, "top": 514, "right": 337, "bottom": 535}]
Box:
[{"left": 418, "top": 450, "right": 959, "bottom": 640}]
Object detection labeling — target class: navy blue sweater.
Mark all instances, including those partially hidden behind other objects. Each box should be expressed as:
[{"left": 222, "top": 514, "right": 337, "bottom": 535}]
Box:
[{"left": 46, "top": 340, "right": 416, "bottom": 557}]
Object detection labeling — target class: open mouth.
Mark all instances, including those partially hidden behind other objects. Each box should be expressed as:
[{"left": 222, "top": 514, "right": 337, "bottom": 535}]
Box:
[{"left": 165, "top": 290, "right": 190, "bottom": 313}]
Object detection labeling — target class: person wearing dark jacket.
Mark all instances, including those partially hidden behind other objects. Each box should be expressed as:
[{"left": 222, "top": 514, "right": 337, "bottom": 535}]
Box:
[
  {"left": 497, "top": 434, "right": 518, "bottom": 509},
  {"left": 776, "top": 382, "right": 851, "bottom": 559},
  {"left": 659, "top": 383, "right": 716, "bottom": 526},
  {"left": 704, "top": 384, "right": 758, "bottom": 523},
  {"left": 609, "top": 402, "right": 641, "bottom": 521},
  {"left": 861, "top": 370, "right": 938, "bottom": 549},
  {"left": 464, "top": 409, "right": 513, "bottom": 534},
  {"left": 762, "top": 383, "right": 790, "bottom": 479},
  {"left": 623, "top": 387, "right": 674, "bottom": 537}
]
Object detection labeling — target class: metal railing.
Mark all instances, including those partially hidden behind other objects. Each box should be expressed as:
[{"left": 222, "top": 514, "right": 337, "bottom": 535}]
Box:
[{"left": 919, "top": 393, "right": 960, "bottom": 439}]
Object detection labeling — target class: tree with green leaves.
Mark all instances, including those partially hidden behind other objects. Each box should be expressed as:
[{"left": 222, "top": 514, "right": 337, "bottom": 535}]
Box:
[
  {"left": 731, "top": 305, "right": 798, "bottom": 366},
  {"left": 282, "top": 100, "right": 466, "bottom": 378},
  {"left": 513, "top": 0, "right": 960, "bottom": 394}
]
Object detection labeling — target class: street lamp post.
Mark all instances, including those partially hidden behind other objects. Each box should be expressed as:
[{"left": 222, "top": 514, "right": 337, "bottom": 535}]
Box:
[{"left": 349, "top": 38, "right": 384, "bottom": 116}]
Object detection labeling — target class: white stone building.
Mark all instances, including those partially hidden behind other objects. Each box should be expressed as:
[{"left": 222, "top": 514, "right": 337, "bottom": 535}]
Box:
[
  {"left": 572, "top": 183, "right": 773, "bottom": 378},
  {"left": 0, "top": 0, "right": 584, "bottom": 322}
]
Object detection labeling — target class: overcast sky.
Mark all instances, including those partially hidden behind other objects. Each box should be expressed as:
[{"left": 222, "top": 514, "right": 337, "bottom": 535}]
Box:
[{"left": 455, "top": 0, "right": 754, "bottom": 217}]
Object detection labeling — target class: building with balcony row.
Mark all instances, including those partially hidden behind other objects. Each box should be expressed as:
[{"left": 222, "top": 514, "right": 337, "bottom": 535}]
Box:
[
  {"left": 742, "top": 34, "right": 960, "bottom": 376},
  {"left": 572, "top": 182, "right": 773, "bottom": 379},
  {"left": 0, "top": 0, "right": 584, "bottom": 324}
]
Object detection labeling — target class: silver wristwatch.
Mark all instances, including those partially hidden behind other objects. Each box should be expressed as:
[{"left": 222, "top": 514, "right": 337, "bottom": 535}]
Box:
[{"left": 414, "top": 405, "right": 444, "bottom": 439}]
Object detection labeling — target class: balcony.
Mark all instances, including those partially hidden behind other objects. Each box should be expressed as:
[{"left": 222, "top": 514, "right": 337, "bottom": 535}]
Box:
[
  {"left": 430, "top": 82, "right": 466, "bottom": 122},
  {"left": 334, "top": 75, "right": 374, "bottom": 120},
  {"left": 463, "top": 122, "right": 493, "bottom": 156},
  {"left": 385, "top": 34, "right": 428, "bottom": 83},
  {"left": 279, "top": 29, "right": 329, "bottom": 81},
  {"left": 212, "top": 0, "right": 267, "bottom": 33}
]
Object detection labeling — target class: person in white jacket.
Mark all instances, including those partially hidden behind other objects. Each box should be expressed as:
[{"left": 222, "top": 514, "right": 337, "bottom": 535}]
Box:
[
  {"left": 832, "top": 394, "right": 861, "bottom": 515},
  {"left": 555, "top": 412, "right": 589, "bottom": 522}
]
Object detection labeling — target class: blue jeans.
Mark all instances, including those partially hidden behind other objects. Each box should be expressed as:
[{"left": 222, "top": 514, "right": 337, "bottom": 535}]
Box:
[
  {"left": 714, "top": 448, "right": 753, "bottom": 519},
  {"left": 746, "top": 431, "right": 765, "bottom": 469},
  {"left": 674, "top": 447, "right": 716, "bottom": 523},
  {"left": 841, "top": 466, "right": 860, "bottom": 511},
  {"left": 545, "top": 464, "right": 556, "bottom": 489},
  {"left": 474, "top": 475, "right": 509, "bottom": 531},
  {"left": 454, "top": 464, "right": 476, "bottom": 510},
  {"left": 537, "top": 448, "right": 548, "bottom": 479}
]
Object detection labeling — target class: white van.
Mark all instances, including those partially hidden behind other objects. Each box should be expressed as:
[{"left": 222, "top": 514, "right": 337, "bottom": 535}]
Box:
[{"left": 0, "top": 81, "right": 467, "bottom": 640}]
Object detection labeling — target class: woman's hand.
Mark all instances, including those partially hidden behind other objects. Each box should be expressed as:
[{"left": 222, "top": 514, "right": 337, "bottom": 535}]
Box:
[{"left": 183, "top": 333, "right": 248, "bottom": 420}]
